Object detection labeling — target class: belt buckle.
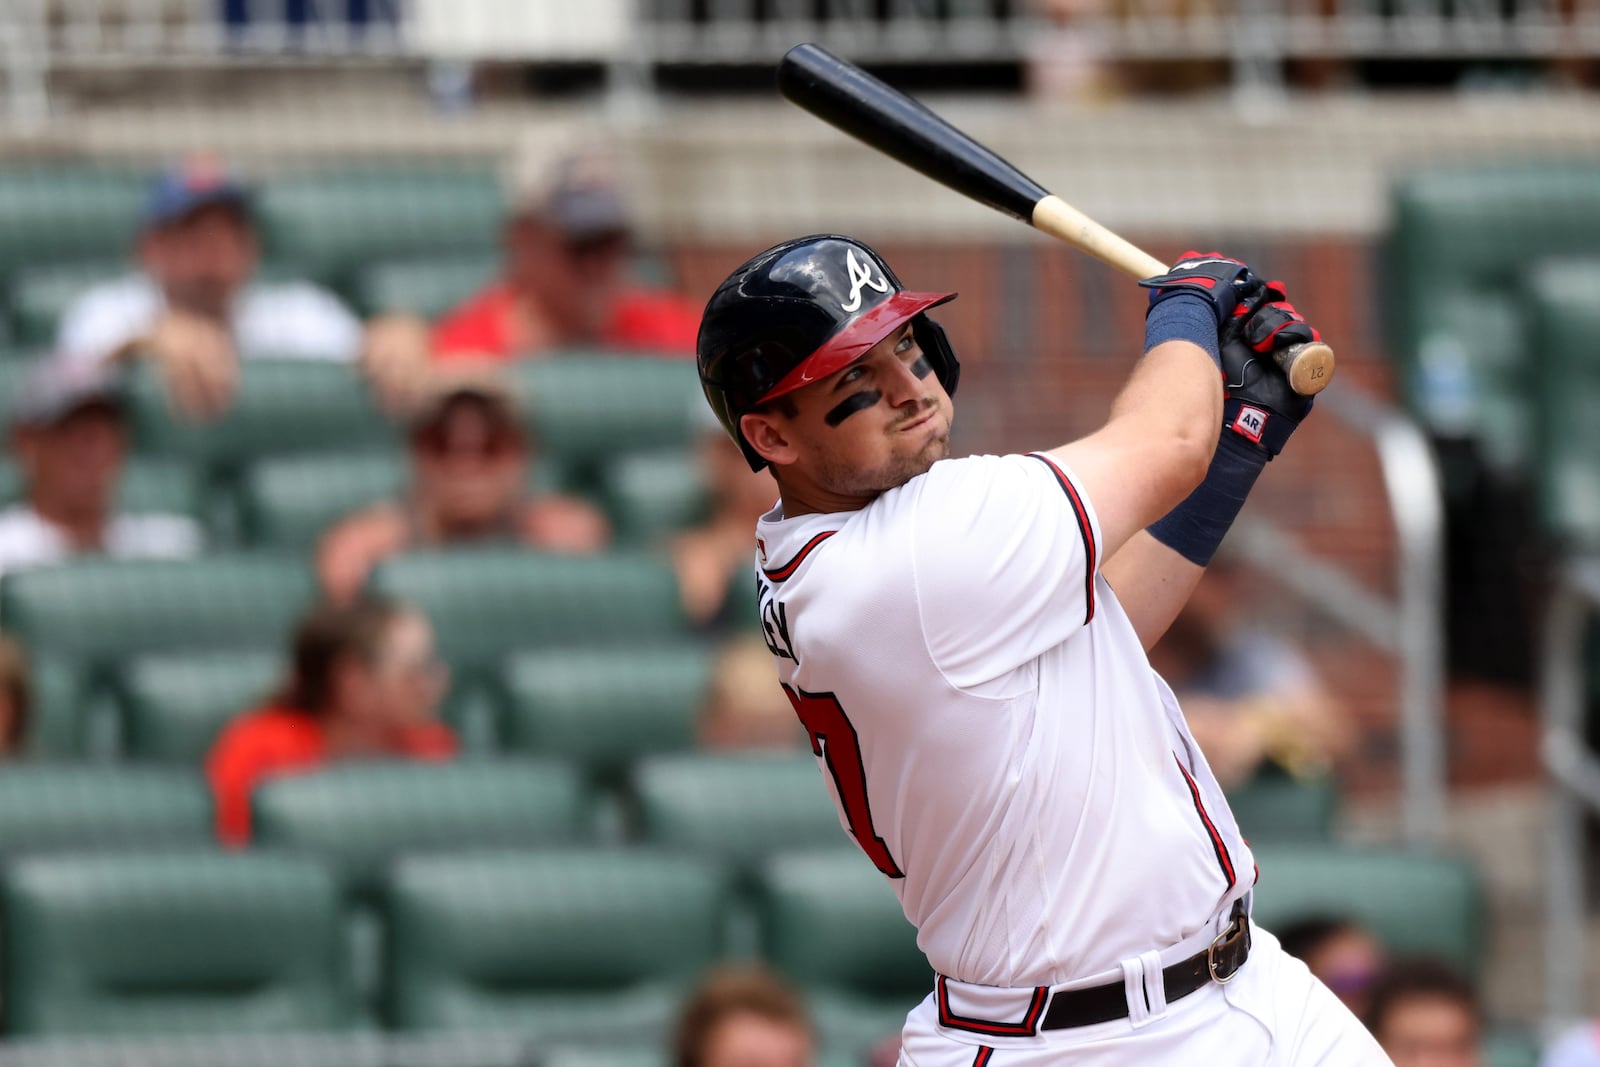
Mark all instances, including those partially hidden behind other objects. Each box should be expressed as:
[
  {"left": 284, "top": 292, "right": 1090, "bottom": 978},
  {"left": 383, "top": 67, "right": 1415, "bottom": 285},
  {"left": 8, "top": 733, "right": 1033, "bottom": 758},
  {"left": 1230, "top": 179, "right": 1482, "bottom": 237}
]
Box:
[{"left": 1207, "top": 921, "right": 1244, "bottom": 984}]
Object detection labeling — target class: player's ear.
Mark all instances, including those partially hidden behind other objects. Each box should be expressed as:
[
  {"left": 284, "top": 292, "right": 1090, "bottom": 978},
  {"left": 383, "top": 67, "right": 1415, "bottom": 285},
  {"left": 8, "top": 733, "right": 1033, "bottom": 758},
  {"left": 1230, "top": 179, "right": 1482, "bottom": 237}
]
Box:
[{"left": 740, "top": 411, "right": 798, "bottom": 468}]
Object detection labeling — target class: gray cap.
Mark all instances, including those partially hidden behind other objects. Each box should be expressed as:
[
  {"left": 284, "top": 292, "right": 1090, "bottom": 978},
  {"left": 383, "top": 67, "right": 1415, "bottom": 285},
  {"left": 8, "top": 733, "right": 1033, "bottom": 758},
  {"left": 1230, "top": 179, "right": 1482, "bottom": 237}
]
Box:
[
  {"left": 511, "top": 152, "right": 630, "bottom": 239},
  {"left": 8, "top": 361, "right": 125, "bottom": 430}
]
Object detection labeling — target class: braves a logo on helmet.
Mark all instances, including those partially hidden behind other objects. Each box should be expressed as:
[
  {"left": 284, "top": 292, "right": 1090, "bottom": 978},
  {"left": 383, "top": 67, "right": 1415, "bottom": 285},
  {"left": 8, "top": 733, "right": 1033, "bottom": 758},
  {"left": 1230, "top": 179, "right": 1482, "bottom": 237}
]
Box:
[{"left": 840, "top": 248, "right": 890, "bottom": 314}]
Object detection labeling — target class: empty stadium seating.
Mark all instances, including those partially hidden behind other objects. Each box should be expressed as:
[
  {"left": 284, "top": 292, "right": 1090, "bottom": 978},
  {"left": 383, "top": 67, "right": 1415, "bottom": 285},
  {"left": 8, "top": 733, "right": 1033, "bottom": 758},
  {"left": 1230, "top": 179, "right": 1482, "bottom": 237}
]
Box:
[
  {"left": 116, "top": 650, "right": 283, "bottom": 761},
  {"left": 369, "top": 549, "right": 686, "bottom": 665},
  {"left": 598, "top": 447, "right": 709, "bottom": 546},
  {"left": 382, "top": 849, "right": 729, "bottom": 1043},
  {"left": 507, "top": 357, "right": 704, "bottom": 476},
  {"left": 501, "top": 643, "right": 713, "bottom": 778},
  {"left": 1224, "top": 773, "right": 1338, "bottom": 842},
  {"left": 757, "top": 848, "right": 927, "bottom": 1052},
  {"left": 1527, "top": 258, "right": 1600, "bottom": 550},
  {"left": 256, "top": 167, "right": 503, "bottom": 293},
  {"left": 0, "top": 555, "right": 313, "bottom": 665},
  {"left": 1386, "top": 161, "right": 1600, "bottom": 474},
  {"left": 0, "top": 167, "right": 149, "bottom": 283},
  {"left": 252, "top": 760, "right": 589, "bottom": 893},
  {"left": 1250, "top": 843, "right": 1485, "bottom": 974},
  {"left": 0, "top": 765, "right": 211, "bottom": 851},
  {"left": 237, "top": 451, "right": 406, "bottom": 550},
  {"left": 633, "top": 751, "right": 843, "bottom": 870},
  {"left": 1, "top": 850, "right": 359, "bottom": 1036}
]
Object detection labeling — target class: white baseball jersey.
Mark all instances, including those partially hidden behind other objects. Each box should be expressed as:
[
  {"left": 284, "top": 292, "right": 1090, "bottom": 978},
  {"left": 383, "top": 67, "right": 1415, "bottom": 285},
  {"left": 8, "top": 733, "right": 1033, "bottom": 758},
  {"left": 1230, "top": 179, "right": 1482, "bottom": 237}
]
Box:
[{"left": 754, "top": 451, "right": 1254, "bottom": 989}]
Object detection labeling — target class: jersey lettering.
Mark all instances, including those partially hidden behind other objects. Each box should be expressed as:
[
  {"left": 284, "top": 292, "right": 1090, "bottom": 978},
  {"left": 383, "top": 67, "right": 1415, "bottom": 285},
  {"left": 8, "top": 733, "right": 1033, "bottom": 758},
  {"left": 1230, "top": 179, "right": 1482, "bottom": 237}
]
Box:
[
  {"left": 783, "top": 685, "right": 904, "bottom": 878},
  {"left": 757, "top": 574, "right": 796, "bottom": 660}
]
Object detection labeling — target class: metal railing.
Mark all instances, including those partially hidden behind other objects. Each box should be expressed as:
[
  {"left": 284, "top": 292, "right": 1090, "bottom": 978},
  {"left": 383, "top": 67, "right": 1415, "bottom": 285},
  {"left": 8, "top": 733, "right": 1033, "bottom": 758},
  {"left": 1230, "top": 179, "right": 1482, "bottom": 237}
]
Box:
[
  {"left": 1231, "top": 386, "right": 1447, "bottom": 848},
  {"left": 1541, "top": 555, "right": 1600, "bottom": 1024}
]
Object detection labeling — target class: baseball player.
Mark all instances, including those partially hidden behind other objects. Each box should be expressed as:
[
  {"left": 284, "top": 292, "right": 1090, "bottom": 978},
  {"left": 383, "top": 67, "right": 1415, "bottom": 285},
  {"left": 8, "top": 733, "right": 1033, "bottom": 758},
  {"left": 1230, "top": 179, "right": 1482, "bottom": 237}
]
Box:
[{"left": 696, "top": 235, "right": 1393, "bottom": 1066}]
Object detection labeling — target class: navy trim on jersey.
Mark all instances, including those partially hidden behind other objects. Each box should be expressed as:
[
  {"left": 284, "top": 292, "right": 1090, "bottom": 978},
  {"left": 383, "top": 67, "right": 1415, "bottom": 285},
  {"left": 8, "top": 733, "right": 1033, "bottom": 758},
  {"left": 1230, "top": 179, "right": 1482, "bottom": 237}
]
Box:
[
  {"left": 936, "top": 975, "right": 1049, "bottom": 1037},
  {"left": 1173, "top": 754, "right": 1237, "bottom": 889},
  {"left": 972, "top": 1048, "right": 995, "bottom": 1066},
  {"left": 1027, "top": 454, "right": 1098, "bottom": 624},
  {"left": 762, "top": 530, "right": 837, "bottom": 583}
]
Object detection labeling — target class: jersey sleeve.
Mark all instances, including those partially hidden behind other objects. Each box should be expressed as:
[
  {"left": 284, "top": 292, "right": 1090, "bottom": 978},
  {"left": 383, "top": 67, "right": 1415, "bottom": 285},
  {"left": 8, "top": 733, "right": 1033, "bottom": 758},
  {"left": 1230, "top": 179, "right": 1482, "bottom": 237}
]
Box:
[{"left": 910, "top": 453, "right": 1103, "bottom": 689}]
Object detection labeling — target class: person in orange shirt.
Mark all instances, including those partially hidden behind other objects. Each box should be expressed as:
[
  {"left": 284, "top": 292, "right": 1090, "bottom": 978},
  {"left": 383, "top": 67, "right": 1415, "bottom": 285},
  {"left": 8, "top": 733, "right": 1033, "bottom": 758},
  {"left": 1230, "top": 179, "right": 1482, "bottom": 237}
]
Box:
[{"left": 206, "top": 595, "right": 456, "bottom": 845}]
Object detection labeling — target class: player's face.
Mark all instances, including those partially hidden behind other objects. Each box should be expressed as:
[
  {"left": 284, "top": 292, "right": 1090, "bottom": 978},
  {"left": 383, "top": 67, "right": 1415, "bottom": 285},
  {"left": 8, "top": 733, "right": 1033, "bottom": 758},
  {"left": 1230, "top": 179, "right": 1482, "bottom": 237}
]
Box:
[{"left": 753, "top": 323, "right": 953, "bottom": 503}]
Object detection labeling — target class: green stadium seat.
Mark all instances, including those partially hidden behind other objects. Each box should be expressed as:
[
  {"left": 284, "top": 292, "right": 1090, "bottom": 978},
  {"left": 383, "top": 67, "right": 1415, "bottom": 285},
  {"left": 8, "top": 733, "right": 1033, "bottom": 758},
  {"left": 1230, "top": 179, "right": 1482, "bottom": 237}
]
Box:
[
  {"left": 1224, "top": 773, "right": 1337, "bottom": 842},
  {"left": 0, "top": 765, "right": 211, "bottom": 851},
  {"left": 125, "top": 358, "right": 396, "bottom": 470},
  {"left": 369, "top": 550, "right": 687, "bottom": 665},
  {"left": 1386, "top": 162, "right": 1600, "bottom": 474},
  {"left": 0, "top": 555, "right": 313, "bottom": 666},
  {"left": 0, "top": 168, "right": 149, "bottom": 281},
  {"left": 0, "top": 850, "right": 360, "bottom": 1036},
  {"left": 599, "top": 448, "right": 708, "bottom": 546},
  {"left": 1483, "top": 1028, "right": 1542, "bottom": 1067},
  {"left": 757, "top": 849, "right": 927, "bottom": 1052},
  {"left": 1527, "top": 259, "right": 1600, "bottom": 549},
  {"left": 1250, "top": 844, "right": 1485, "bottom": 974},
  {"left": 541, "top": 1048, "right": 863, "bottom": 1067},
  {"left": 23, "top": 655, "right": 92, "bottom": 758},
  {"left": 238, "top": 452, "right": 406, "bottom": 550},
  {"left": 501, "top": 643, "right": 713, "bottom": 777},
  {"left": 506, "top": 357, "right": 703, "bottom": 472},
  {"left": 383, "top": 849, "right": 729, "bottom": 1043},
  {"left": 117, "top": 650, "right": 282, "bottom": 762},
  {"left": 252, "top": 760, "right": 589, "bottom": 895},
  {"left": 633, "top": 752, "right": 842, "bottom": 869},
  {"left": 257, "top": 168, "right": 502, "bottom": 291},
  {"left": 351, "top": 254, "right": 497, "bottom": 320}
]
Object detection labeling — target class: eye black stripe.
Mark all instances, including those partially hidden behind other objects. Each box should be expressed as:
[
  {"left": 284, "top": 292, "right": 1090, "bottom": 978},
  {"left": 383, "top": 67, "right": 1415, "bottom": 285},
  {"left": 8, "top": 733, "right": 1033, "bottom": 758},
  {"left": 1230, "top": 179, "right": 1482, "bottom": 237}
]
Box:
[
  {"left": 825, "top": 391, "right": 881, "bottom": 427},
  {"left": 910, "top": 355, "right": 933, "bottom": 379}
]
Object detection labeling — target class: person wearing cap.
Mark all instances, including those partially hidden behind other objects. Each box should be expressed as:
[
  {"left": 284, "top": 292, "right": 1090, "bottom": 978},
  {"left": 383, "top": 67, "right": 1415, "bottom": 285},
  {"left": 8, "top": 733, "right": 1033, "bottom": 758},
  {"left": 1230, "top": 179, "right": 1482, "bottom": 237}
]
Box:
[
  {"left": 54, "top": 153, "right": 363, "bottom": 419},
  {"left": 435, "top": 151, "right": 699, "bottom": 361},
  {"left": 0, "top": 362, "right": 203, "bottom": 578},
  {"left": 315, "top": 373, "right": 610, "bottom": 604}
]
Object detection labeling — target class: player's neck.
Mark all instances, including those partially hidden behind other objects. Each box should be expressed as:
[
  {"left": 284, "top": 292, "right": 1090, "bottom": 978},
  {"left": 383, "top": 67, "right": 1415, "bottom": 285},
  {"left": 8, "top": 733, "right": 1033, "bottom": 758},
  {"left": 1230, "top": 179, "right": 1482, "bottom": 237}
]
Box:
[{"left": 773, "top": 474, "right": 876, "bottom": 518}]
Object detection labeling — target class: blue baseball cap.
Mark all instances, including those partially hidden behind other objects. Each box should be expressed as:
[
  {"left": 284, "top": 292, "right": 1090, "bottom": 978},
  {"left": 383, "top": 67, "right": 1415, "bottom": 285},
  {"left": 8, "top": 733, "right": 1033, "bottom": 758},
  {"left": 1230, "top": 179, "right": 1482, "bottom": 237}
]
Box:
[{"left": 144, "top": 154, "right": 254, "bottom": 230}]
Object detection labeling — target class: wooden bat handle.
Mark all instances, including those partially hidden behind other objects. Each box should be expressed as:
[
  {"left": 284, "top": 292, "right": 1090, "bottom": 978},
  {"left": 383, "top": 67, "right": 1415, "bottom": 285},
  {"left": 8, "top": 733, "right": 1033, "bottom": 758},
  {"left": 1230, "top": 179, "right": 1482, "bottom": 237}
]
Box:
[{"left": 1030, "top": 195, "right": 1335, "bottom": 397}]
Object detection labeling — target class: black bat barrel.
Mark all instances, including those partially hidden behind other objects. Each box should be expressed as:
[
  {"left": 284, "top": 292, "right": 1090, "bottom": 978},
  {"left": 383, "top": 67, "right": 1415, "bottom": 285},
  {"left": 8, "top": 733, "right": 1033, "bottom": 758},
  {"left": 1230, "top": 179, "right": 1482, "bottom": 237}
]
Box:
[{"left": 777, "top": 43, "right": 1049, "bottom": 223}]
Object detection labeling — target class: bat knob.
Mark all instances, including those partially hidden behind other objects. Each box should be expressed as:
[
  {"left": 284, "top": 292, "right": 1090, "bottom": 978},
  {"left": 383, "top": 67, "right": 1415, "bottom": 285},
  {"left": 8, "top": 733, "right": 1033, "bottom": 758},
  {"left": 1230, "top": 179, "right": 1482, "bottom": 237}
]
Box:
[{"left": 1275, "top": 341, "right": 1335, "bottom": 397}]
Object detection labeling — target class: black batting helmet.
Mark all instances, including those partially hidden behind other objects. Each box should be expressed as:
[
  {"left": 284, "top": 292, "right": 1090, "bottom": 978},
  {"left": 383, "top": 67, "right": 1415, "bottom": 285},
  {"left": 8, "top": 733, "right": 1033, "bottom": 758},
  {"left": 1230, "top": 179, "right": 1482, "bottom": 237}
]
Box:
[{"left": 696, "top": 234, "right": 960, "bottom": 471}]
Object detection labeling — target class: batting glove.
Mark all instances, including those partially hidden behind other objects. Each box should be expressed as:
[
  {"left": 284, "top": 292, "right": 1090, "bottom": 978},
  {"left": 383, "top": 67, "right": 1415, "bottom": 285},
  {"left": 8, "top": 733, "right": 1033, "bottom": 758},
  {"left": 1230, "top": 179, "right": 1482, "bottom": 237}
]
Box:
[{"left": 1139, "top": 251, "right": 1267, "bottom": 330}]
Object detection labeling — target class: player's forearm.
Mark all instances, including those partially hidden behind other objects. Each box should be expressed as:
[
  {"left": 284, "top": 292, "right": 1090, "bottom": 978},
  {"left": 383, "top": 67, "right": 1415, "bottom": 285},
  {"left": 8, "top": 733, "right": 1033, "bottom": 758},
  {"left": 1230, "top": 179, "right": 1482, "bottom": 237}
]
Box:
[
  {"left": 1101, "top": 531, "right": 1206, "bottom": 651},
  {"left": 1107, "top": 336, "right": 1224, "bottom": 501}
]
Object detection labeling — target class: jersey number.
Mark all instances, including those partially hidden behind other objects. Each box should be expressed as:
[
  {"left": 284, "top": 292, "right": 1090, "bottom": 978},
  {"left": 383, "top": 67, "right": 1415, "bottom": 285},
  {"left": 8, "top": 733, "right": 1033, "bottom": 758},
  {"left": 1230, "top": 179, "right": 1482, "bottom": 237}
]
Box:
[{"left": 782, "top": 685, "right": 905, "bottom": 879}]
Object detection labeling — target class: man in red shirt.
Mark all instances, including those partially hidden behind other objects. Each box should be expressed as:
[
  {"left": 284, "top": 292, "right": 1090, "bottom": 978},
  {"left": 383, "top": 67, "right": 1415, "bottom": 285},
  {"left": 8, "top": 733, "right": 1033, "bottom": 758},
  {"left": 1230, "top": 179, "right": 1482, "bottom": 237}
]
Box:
[
  {"left": 206, "top": 596, "right": 456, "bottom": 845},
  {"left": 434, "top": 151, "right": 699, "bottom": 361}
]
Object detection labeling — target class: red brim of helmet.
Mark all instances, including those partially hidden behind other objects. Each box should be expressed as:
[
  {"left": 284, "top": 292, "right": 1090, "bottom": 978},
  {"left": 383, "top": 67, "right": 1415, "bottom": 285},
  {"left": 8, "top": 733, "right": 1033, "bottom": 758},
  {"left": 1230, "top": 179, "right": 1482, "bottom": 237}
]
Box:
[{"left": 756, "top": 290, "right": 957, "bottom": 405}]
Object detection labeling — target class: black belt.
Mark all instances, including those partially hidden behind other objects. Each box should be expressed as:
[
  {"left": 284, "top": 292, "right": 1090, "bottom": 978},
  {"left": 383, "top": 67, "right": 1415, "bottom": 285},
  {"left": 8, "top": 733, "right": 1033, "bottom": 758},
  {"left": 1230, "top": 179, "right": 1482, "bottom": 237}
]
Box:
[{"left": 1038, "top": 900, "right": 1252, "bottom": 1031}]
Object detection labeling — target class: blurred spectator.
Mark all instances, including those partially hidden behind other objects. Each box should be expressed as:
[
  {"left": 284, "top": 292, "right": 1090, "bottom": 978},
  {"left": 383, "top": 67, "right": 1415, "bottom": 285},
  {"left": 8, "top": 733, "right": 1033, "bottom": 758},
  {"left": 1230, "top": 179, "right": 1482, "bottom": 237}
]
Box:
[
  {"left": 1364, "top": 958, "right": 1482, "bottom": 1067},
  {"left": 317, "top": 375, "right": 609, "bottom": 603},
  {"left": 1148, "top": 556, "right": 1350, "bottom": 789},
  {"left": 206, "top": 595, "right": 455, "bottom": 846},
  {"left": 1277, "top": 915, "right": 1388, "bottom": 1018},
  {"left": 673, "top": 424, "right": 778, "bottom": 632},
  {"left": 55, "top": 153, "right": 363, "bottom": 420},
  {"left": 0, "top": 634, "right": 31, "bottom": 757},
  {"left": 699, "top": 636, "right": 805, "bottom": 751},
  {"left": 0, "top": 362, "right": 202, "bottom": 578},
  {"left": 672, "top": 963, "right": 815, "bottom": 1067},
  {"left": 1542, "top": 1023, "right": 1600, "bottom": 1067}
]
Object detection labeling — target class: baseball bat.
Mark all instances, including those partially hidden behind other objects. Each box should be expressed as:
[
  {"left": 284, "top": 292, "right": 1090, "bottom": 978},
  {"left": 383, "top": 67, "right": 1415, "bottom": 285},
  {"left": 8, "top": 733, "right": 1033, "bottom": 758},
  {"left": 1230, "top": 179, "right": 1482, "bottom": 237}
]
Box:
[{"left": 776, "top": 43, "right": 1334, "bottom": 397}]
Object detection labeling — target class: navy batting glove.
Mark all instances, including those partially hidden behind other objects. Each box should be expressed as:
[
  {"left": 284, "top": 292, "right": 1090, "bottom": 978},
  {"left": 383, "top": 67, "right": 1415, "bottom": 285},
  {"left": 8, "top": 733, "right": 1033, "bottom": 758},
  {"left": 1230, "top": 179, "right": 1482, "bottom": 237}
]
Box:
[
  {"left": 1220, "top": 337, "right": 1313, "bottom": 459},
  {"left": 1139, "top": 251, "right": 1267, "bottom": 330}
]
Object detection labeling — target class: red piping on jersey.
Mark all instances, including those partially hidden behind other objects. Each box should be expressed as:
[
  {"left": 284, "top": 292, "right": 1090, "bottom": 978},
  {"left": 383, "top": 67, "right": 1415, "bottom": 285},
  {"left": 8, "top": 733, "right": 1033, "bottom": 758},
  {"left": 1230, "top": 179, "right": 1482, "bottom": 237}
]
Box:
[
  {"left": 972, "top": 1048, "right": 995, "bottom": 1066},
  {"left": 1174, "top": 755, "right": 1237, "bottom": 889},
  {"left": 1027, "top": 454, "right": 1097, "bottom": 623},
  {"left": 936, "top": 975, "right": 1049, "bottom": 1037},
  {"left": 762, "top": 530, "right": 836, "bottom": 583}
]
